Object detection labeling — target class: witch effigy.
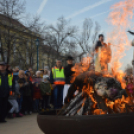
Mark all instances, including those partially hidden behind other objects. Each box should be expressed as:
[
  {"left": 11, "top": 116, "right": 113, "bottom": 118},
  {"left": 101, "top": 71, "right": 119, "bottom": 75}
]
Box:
[{"left": 94, "top": 34, "right": 112, "bottom": 73}]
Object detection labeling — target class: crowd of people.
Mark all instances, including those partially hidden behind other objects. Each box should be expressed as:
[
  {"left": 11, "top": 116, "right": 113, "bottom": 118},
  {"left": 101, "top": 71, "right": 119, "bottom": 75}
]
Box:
[
  {"left": 0, "top": 56, "right": 74, "bottom": 123},
  {"left": 0, "top": 34, "right": 134, "bottom": 124}
]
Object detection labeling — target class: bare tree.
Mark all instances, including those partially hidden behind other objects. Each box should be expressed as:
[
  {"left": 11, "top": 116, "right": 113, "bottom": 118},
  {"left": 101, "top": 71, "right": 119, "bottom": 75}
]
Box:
[
  {"left": 0, "top": 0, "right": 26, "bottom": 63},
  {"left": 74, "top": 18, "right": 101, "bottom": 61},
  {"left": 47, "top": 17, "right": 78, "bottom": 59},
  {"left": 40, "top": 16, "right": 78, "bottom": 68}
]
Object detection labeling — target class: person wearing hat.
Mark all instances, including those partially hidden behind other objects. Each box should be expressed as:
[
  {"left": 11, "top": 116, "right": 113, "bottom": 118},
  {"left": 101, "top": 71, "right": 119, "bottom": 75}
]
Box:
[
  {"left": 63, "top": 56, "right": 75, "bottom": 104},
  {"left": 25, "top": 70, "right": 33, "bottom": 82},
  {"left": 0, "top": 62, "right": 14, "bottom": 123}
]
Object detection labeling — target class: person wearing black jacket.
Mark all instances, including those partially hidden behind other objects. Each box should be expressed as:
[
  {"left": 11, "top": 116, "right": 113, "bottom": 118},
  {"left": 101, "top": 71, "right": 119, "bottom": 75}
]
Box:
[
  {"left": 0, "top": 62, "right": 14, "bottom": 123},
  {"left": 63, "top": 56, "right": 75, "bottom": 104},
  {"left": 20, "top": 73, "right": 33, "bottom": 115}
]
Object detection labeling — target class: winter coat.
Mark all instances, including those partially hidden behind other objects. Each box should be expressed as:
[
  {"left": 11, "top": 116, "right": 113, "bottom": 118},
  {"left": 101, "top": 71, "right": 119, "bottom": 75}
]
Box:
[
  {"left": 39, "top": 82, "right": 51, "bottom": 96},
  {"left": 64, "top": 64, "right": 75, "bottom": 84},
  {"left": 20, "top": 81, "right": 33, "bottom": 97}
]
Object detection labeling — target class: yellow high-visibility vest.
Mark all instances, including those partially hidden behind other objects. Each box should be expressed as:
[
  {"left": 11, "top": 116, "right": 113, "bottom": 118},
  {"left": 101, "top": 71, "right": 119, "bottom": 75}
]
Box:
[
  {"left": 52, "top": 66, "right": 65, "bottom": 85},
  {"left": 0, "top": 73, "right": 13, "bottom": 88}
]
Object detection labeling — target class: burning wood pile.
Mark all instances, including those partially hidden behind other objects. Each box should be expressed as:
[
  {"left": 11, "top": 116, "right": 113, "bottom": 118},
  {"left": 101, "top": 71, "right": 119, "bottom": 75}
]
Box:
[{"left": 58, "top": 71, "right": 134, "bottom": 116}]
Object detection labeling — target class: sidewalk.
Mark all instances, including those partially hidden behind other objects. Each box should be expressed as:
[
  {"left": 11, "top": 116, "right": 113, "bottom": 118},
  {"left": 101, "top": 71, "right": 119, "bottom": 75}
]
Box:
[{"left": 0, "top": 114, "right": 43, "bottom": 134}]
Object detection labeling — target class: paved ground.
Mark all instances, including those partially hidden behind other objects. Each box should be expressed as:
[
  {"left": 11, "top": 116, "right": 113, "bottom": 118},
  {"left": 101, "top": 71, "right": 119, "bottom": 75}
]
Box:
[{"left": 0, "top": 114, "right": 44, "bottom": 134}]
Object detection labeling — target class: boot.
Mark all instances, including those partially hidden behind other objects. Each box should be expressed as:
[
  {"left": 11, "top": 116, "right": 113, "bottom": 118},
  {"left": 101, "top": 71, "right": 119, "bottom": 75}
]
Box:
[{"left": 7, "top": 113, "right": 14, "bottom": 119}]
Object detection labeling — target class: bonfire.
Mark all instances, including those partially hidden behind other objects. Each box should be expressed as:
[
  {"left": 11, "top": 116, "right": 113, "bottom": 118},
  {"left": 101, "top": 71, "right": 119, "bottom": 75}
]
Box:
[
  {"left": 58, "top": 67, "right": 134, "bottom": 116},
  {"left": 58, "top": 0, "right": 134, "bottom": 116}
]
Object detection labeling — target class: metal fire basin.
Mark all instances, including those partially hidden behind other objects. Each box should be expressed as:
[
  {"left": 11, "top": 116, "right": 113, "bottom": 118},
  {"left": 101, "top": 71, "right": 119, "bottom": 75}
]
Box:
[{"left": 37, "top": 111, "right": 134, "bottom": 134}]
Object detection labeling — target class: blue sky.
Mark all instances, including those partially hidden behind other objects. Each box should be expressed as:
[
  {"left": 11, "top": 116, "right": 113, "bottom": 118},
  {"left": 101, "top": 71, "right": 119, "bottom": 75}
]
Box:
[{"left": 24, "top": 0, "right": 134, "bottom": 70}]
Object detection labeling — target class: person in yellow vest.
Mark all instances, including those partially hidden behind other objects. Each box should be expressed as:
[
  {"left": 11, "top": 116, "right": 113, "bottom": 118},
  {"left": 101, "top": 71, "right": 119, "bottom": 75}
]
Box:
[
  {"left": 50, "top": 59, "right": 65, "bottom": 109},
  {"left": 0, "top": 62, "right": 14, "bottom": 123}
]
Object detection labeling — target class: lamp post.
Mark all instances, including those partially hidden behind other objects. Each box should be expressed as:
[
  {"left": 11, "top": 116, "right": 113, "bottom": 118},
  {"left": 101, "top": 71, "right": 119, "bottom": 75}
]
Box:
[{"left": 36, "top": 38, "right": 39, "bottom": 71}]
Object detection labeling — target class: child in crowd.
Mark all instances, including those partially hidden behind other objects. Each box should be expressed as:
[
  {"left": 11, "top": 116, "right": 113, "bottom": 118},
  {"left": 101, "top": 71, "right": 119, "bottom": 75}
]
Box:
[
  {"left": 25, "top": 70, "right": 32, "bottom": 82},
  {"left": 40, "top": 75, "right": 51, "bottom": 110},
  {"left": 17, "top": 70, "right": 25, "bottom": 112},
  {"left": 21, "top": 73, "right": 33, "bottom": 115},
  {"left": 44, "top": 69, "right": 49, "bottom": 77},
  {"left": 8, "top": 79, "right": 24, "bottom": 118},
  {"left": 33, "top": 82, "right": 42, "bottom": 112}
]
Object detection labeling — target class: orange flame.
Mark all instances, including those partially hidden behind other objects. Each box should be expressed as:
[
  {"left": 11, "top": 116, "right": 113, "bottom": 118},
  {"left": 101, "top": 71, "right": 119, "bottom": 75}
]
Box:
[{"left": 107, "top": 0, "right": 134, "bottom": 88}]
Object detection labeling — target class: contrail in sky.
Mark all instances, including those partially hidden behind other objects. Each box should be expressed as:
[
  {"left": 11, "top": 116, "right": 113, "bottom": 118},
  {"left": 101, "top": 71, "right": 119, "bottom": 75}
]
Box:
[
  {"left": 66, "top": 0, "right": 112, "bottom": 19},
  {"left": 37, "top": 0, "right": 48, "bottom": 15},
  {"left": 90, "top": 4, "right": 126, "bottom": 18},
  {"left": 90, "top": 10, "right": 110, "bottom": 18}
]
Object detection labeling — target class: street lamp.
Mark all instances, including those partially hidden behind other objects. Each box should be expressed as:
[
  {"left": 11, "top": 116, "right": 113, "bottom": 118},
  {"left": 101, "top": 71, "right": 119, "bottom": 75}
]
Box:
[{"left": 36, "top": 38, "right": 39, "bottom": 71}]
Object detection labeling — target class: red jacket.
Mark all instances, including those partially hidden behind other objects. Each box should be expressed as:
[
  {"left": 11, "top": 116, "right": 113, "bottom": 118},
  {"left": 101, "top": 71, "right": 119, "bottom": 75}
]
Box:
[
  {"left": 33, "top": 86, "right": 41, "bottom": 99},
  {"left": 29, "top": 76, "right": 33, "bottom": 82}
]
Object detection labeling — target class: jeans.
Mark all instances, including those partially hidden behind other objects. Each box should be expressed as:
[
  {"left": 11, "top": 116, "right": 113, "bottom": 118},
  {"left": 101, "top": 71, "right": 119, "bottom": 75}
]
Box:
[
  {"left": 0, "top": 96, "right": 8, "bottom": 121},
  {"left": 33, "top": 99, "right": 39, "bottom": 111},
  {"left": 8, "top": 99, "right": 19, "bottom": 113},
  {"left": 53, "top": 85, "right": 64, "bottom": 109}
]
